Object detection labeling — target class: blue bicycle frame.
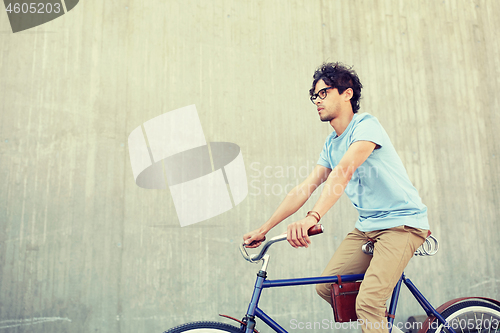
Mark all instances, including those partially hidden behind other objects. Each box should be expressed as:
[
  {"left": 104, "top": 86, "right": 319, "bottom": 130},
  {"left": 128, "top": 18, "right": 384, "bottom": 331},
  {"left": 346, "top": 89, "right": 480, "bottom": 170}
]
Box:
[{"left": 242, "top": 270, "right": 457, "bottom": 333}]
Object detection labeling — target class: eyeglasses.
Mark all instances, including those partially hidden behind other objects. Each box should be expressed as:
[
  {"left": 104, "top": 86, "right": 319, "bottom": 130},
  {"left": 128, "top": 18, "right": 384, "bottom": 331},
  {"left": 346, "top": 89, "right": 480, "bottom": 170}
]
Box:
[{"left": 310, "top": 87, "right": 334, "bottom": 104}]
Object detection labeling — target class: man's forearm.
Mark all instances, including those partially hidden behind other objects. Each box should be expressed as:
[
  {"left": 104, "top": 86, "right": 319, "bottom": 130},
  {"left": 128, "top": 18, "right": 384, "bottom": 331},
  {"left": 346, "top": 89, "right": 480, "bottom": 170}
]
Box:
[{"left": 311, "top": 165, "right": 353, "bottom": 219}]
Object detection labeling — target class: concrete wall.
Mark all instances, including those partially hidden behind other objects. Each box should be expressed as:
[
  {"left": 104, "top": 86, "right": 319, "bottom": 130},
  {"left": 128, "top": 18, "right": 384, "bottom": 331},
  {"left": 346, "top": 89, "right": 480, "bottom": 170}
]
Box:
[{"left": 1, "top": 1, "right": 499, "bottom": 332}]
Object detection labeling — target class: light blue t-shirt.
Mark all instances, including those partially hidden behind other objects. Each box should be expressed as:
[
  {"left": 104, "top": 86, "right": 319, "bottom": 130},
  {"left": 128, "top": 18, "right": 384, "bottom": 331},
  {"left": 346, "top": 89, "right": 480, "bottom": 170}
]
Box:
[{"left": 317, "top": 113, "right": 429, "bottom": 232}]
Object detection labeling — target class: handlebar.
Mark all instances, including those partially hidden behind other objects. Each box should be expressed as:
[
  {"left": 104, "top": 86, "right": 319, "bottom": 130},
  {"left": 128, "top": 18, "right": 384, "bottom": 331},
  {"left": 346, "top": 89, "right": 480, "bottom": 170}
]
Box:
[{"left": 239, "top": 224, "right": 324, "bottom": 263}]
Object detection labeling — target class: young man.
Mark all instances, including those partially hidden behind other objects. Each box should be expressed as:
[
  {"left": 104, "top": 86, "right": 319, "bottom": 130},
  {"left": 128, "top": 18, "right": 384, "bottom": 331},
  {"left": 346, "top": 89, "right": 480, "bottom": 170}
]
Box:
[{"left": 243, "top": 62, "right": 429, "bottom": 333}]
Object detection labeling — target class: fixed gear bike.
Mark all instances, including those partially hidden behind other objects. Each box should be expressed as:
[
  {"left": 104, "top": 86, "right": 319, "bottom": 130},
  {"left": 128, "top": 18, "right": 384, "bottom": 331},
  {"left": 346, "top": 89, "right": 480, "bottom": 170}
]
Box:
[{"left": 164, "top": 225, "right": 500, "bottom": 333}]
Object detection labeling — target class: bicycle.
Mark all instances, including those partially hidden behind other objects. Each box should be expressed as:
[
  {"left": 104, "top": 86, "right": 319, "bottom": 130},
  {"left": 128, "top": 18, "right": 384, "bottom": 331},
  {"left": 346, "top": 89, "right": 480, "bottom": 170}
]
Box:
[{"left": 164, "top": 225, "right": 500, "bottom": 333}]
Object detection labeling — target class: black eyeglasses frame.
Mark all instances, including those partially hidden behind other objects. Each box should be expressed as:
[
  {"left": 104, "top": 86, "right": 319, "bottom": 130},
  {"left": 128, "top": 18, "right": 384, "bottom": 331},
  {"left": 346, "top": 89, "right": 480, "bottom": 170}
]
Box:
[{"left": 310, "top": 87, "right": 334, "bottom": 104}]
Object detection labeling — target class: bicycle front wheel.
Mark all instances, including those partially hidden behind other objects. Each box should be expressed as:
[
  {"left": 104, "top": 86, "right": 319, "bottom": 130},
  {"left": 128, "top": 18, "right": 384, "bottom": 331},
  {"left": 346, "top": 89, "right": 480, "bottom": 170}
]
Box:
[
  {"left": 164, "top": 321, "right": 244, "bottom": 333},
  {"left": 427, "top": 299, "right": 500, "bottom": 333}
]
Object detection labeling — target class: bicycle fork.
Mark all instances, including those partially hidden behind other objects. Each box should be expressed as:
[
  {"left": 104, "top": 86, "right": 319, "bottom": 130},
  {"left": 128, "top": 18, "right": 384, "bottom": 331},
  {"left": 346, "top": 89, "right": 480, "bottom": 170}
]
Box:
[
  {"left": 242, "top": 270, "right": 266, "bottom": 333},
  {"left": 243, "top": 252, "right": 269, "bottom": 333}
]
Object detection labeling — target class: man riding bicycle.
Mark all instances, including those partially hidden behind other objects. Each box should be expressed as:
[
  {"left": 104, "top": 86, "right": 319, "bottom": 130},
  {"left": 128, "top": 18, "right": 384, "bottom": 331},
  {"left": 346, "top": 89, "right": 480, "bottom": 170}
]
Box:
[{"left": 243, "top": 62, "right": 429, "bottom": 333}]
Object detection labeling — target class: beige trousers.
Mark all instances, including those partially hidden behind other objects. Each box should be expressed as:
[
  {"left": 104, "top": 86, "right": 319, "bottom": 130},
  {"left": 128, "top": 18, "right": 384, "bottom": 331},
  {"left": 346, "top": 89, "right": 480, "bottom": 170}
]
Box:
[{"left": 315, "top": 226, "right": 428, "bottom": 333}]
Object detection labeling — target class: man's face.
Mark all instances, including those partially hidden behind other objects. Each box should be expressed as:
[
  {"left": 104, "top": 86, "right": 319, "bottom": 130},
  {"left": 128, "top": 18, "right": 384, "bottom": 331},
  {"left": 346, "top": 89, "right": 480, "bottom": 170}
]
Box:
[{"left": 313, "top": 79, "right": 342, "bottom": 123}]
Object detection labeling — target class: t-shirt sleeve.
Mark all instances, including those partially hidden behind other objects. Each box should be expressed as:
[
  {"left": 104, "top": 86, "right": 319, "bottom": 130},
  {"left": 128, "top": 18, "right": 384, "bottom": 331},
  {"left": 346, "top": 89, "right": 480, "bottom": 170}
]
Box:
[
  {"left": 349, "top": 116, "right": 385, "bottom": 148},
  {"left": 317, "top": 141, "right": 332, "bottom": 169}
]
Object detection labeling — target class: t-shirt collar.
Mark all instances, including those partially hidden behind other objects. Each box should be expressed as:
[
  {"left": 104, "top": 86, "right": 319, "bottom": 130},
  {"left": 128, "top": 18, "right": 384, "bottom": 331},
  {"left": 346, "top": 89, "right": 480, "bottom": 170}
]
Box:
[{"left": 332, "top": 114, "right": 358, "bottom": 140}]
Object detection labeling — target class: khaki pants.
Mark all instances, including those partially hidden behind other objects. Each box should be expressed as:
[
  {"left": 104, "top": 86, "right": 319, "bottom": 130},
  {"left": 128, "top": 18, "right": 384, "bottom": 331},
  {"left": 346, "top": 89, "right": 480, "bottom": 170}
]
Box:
[{"left": 316, "top": 226, "right": 428, "bottom": 333}]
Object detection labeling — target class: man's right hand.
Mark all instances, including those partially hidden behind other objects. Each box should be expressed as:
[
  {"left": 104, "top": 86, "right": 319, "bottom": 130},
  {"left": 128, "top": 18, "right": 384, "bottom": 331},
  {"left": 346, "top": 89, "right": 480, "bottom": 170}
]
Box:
[{"left": 243, "top": 228, "right": 267, "bottom": 248}]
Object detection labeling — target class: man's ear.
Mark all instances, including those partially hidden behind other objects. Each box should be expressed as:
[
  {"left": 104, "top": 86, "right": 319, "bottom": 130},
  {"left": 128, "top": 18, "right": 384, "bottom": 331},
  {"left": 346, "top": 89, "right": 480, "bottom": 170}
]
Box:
[{"left": 343, "top": 88, "right": 354, "bottom": 101}]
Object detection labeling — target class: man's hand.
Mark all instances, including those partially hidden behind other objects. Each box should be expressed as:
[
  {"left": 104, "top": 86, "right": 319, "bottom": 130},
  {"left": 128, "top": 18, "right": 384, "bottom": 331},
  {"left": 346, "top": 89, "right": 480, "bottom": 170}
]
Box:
[
  {"left": 287, "top": 216, "right": 318, "bottom": 248},
  {"left": 243, "top": 228, "right": 267, "bottom": 248}
]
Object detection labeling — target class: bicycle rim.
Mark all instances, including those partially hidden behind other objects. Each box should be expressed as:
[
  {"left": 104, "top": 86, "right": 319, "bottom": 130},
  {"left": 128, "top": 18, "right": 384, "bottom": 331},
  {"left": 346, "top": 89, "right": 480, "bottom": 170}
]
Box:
[{"left": 428, "top": 300, "right": 500, "bottom": 333}]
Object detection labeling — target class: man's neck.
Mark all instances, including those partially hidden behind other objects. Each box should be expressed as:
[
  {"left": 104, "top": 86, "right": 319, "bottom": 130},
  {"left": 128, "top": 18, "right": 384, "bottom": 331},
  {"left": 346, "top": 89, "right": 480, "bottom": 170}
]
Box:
[{"left": 330, "top": 111, "right": 354, "bottom": 136}]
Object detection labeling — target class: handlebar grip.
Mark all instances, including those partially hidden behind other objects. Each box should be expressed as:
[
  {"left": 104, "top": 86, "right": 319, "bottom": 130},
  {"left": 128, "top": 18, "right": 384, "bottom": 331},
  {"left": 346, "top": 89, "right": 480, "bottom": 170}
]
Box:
[{"left": 308, "top": 224, "right": 324, "bottom": 236}]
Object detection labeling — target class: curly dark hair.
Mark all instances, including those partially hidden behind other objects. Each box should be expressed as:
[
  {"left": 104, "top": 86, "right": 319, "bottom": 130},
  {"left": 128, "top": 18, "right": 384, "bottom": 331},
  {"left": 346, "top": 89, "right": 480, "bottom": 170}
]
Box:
[{"left": 309, "top": 62, "right": 363, "bottom": 113}]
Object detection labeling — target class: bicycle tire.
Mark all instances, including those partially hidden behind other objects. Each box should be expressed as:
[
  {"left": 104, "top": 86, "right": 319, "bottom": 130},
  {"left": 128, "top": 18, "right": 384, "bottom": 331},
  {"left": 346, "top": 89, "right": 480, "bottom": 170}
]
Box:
[
  {"left": 164, "top": 321, "right": 244, "bottom": 333},
  {"left": 426, "top": 300, "right": 500, "bottom": 333}
]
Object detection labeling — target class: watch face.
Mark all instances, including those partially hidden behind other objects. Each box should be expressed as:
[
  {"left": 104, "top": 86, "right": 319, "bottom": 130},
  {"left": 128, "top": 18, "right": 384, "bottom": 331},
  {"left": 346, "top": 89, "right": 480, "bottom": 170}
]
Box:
[{"left": 4, "top": 0, "right": 80, "bottom": 33}]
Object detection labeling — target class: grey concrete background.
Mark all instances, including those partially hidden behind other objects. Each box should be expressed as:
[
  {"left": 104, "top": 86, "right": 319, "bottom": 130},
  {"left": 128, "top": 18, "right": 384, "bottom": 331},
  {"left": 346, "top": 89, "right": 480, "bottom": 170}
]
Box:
[{"left": 1, "top": 1, "right": 499, "bottom": 332}]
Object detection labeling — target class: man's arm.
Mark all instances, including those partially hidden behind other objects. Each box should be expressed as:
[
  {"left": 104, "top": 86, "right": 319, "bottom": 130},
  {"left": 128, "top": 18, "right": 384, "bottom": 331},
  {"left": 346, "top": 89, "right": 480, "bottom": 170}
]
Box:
[
  {"left": 243, "top": 164, "right": 332, "bottom": 247},
  {"left": 287, "top": 140, "right": 377, "bottom": 248}
]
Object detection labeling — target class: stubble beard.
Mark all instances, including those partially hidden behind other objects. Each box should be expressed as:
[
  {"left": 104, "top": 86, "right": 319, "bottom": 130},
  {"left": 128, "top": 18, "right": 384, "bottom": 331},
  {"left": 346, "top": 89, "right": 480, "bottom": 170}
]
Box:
[
  {"left": 320, "top": 114, "right": 333, "bottom": 122},
  {"left": 319, "top": 104, "right": 339, "bottom": 122},
  {"left": 319, "top": 110, "right": 334, "bottom": 122}
]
